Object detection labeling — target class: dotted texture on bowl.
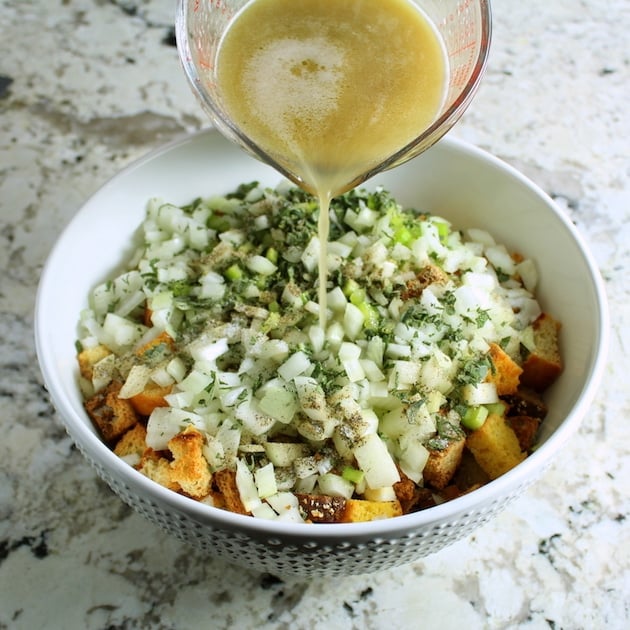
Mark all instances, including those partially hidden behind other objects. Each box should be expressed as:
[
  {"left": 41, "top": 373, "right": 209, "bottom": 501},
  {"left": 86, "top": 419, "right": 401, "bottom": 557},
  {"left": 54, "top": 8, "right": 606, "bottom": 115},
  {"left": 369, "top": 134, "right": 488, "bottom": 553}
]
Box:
[{"left": 78, "top": 441, "right": 533, "bottom": 578}]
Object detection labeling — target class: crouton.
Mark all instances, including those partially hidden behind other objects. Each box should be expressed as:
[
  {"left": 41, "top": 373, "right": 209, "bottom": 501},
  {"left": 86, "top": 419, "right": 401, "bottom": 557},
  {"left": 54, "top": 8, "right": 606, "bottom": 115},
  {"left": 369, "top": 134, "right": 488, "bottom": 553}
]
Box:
[
  {"left": 84, "top": 380, "right": 139, "bottom": 444},
  {"left": 114, "top": 423, "right": 148, "bottom": 464},
  {"left": 129, "top": 381, "right": 173, "bottom": 416},
  {"left": 213, "top": 468, "right": 249, "bottom": 515},
  {"left": 135, "top": 331, "right": 175, "bottom": 363},
  {"left": 401, "top": 264, "right": 448, "bottom": 300},
  {"left": 168, "top": 427, "right": 212, "bottom": 499},
  {"left": 466, "top": 412, "right": 527, "bottom": 480},
  {"left": 422, "top": 435, "right": 466, "bottom": 490},
  {"left": 343, "top": 498, "right": 403, "bottom": 522},
  {"left": 296, "top": 494, "right": 403, "bottom": 523},
  {"left": 296, "top": 494, "right": 347, "bottom": 523},
  {"left": 486, "top": 342, "right": 523, "bottom": 396},
  {"left": 503, "top": 387, "right": 548, "bottom": 419},
  {"left": 137, "top": 449, "right": 181, "bottom": 492},
  {"left": 452, "top": 449, "right": 490, "bottom": 491},
  {"left": 521, "top": 313, "right": 562, "bottom": 391},
  {"left": 394, "top": 475, "right": 436, "bottom": 513},
  {"left": 77, "top": 344, "right": 112, "bottom": 381},
  {"left": 507, "top": 415, "right": 541, "bottom": 452}
]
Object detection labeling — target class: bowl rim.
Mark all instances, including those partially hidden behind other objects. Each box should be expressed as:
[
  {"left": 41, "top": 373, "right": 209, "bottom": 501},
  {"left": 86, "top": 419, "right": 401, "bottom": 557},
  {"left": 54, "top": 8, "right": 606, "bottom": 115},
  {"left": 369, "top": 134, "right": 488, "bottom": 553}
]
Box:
[{"left": 34, "top": 129, "right": 610, "bottom": 541}]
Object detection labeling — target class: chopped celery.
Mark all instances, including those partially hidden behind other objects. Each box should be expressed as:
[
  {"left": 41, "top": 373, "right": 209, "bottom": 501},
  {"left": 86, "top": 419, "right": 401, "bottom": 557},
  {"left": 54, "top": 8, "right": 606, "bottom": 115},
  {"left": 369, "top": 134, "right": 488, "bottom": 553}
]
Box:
[
  {"left": 462, "top": 405, "right": 489, "bottom": 430},
  {"left": 485, "top": 401, "right": 508, "bottom": 417},
  {"left": 342, "top": 466, "right": 365, "bottom": 484},
  {"left": 225, "top": 263, "right": 243, "bottom": 281},
  {"left": 343, "top": 278, "right": 360, "bottom": 297}
]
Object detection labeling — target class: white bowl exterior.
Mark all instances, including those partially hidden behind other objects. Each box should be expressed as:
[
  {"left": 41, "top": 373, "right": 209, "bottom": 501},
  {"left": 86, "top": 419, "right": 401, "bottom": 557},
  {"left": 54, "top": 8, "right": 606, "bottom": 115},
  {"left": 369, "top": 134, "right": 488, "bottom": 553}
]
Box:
[{"left": 35, "top": 130, "right": 609, "bottom": 577}]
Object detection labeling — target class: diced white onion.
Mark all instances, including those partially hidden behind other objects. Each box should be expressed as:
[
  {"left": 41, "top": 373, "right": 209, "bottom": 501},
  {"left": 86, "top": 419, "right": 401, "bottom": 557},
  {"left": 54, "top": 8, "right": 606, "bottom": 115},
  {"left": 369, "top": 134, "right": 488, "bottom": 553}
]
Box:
[{"left": 353, "top": 434, "right": 400, "bottom": 489}]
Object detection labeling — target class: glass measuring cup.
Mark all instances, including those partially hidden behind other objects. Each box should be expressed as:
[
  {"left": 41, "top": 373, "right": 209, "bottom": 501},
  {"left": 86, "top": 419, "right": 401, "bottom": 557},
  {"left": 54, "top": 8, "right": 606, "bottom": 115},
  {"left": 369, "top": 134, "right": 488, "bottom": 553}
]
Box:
[{"left": 175, "top": 0, "right": 492, "bottom": 193}]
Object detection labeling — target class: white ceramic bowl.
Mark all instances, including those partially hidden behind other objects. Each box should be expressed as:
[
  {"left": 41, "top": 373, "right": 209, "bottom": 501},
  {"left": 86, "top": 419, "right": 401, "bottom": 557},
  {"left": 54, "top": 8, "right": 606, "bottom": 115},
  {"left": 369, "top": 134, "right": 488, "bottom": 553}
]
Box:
[{"left": 35, "top": 130, "right": 609, "bottom": 577}]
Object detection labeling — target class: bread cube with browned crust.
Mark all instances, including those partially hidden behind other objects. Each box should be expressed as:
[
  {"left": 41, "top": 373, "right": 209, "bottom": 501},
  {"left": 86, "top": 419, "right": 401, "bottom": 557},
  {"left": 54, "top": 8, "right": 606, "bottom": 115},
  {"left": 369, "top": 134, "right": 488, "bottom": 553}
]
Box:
[
  {"left": 503, "top": 387, "right": 548, "bottom": 419},
  {"left": 343, "top": 498, "right": 403, "bottom": 522},
  {"left": 507, "top": 415, "right": 541, "bottom": 452},
  {"left": 401, "top": 264, "right": 449, "bottom": 300},
  {"left": 168, "top": 427, "right": 212, "bottom": 499},
  {"left": 486, "top": 342, "right": 523, "bottom": 396},
  {"left": 84, "top": 380, "right": 138, "bottom": 444},
  {"left": 77, "top": 344, "right": 112, "bottom": 381},
  {"left": 114, "top": 423, "right": 148, "bottom": 464},
  {"left": 213, "top": 468, "right": 249, "bottom": 515},
  {"left": 423, "top": 435, "right": 466, "bottom": 490},
  {"left": 394, "top": 475, "right": 436, "bottom": 513},
  {"left": 134, "top": 331, "right": 175, "bottom": 362},
  {"left": 296, "top": 494, "right": 403, "bottom": 523},
  {"left": 521, "top": 313, "right": 562, "bottom": 392},
  {"left": 466, "top": 412, "right": 526, "bottom": 479},
  {"left": 137, "top": 449, "right": 181, "bottom": 492},
  {"left": 129, "top": 381, "right": 173, "bottom": 416}
]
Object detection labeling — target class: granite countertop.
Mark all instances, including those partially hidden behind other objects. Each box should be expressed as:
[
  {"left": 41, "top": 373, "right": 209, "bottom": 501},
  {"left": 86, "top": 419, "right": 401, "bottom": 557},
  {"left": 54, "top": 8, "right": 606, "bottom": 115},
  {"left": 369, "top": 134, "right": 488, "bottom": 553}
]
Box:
[{"left": 1, "top": 1, "right": 628, "bottom": 628}]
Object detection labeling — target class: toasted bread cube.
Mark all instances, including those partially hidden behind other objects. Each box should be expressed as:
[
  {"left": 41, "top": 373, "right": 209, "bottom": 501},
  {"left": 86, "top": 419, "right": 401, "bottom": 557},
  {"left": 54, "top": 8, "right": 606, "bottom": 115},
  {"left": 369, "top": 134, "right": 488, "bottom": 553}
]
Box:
[
  {"left": 77, "top": 344, "right": 112, "bottom": 381},
  {"left": 401, "top": 264, "right": 449, "bottom": 300},
  {"left": 394, "top": 476, "right": 437, "bottom": 514},
  {"left": 486, "top": 342, "right": 523, "bottom": 396},
  {"left": 213, "top": 468, "right": 249, "bottom": 515},
  {"left": 422, "top": 435, "right": 466, "bottom": 490},
  {"left": 129, "top": 381, "right": 173, "bottom": 416},
  {"left": 296, "top": 494, "right": 403, "bottom": 523},
  {"left": 452, "top": 449, "right": 490, "bottom": 491},
  {"left": 135, "top": 331, "right": 175, "bottom": 361},
  {"left": 296, "top": 494, "right": 347, "bottom": 523},
  {"left": 521, "top": 313, "right": 562, "bottom": 391},
  {"left": 507, "top": 415, "right": 541, "bottom": 452},
  {"left": 503, "top": 386, "right": 548, "bottom": 419},
  {"left": 466, "top": 412, "right": 526, "bottom": 480},
  {"left": 114, "top": 423, "right": 148, "bottom": 464},
  {"left": 168, "top": 427, "right": 212, "bottom": 499},
  {"left": 84, "top": 381, "right": 138, "bottom": 444},
  {"left": 138, "top": 449, "right": 181, "bottom": 492},
  {"left": 342, "top": 498, "right": 402, "bottom": 522}
]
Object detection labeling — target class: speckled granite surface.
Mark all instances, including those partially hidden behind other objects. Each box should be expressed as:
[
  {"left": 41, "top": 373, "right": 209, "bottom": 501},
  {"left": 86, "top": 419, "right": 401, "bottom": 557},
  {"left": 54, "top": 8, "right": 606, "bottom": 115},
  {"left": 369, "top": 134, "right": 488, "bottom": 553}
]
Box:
[{"left": 1, "top": 1, "right": 628, "bottom": 628}]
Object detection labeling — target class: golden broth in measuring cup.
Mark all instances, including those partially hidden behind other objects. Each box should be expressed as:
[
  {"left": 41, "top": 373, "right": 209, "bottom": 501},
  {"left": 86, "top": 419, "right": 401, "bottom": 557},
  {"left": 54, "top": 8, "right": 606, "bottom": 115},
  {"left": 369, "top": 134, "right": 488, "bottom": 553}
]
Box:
[{"left": 213, "top": 0, "right": 449, "bottom": 323}]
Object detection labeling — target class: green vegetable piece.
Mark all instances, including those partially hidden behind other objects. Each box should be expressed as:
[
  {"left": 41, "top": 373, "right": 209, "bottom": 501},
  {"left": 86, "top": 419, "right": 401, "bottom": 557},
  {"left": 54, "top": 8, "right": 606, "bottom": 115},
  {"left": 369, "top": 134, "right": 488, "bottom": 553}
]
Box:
[
  {"left": 342, "top": 466, "right": 365, "bottom": 484},
  {"left": 349, "top": 289, "right": 366, "bottom": 306},
  {"left": 462, "top": 405, "right": 489, "bottom": 430},
  {"left": 207, "top": 214, "right": 231, "bottom": 232},
  {"left": 261, "top": 311, "right": 280, "bottom": 333},
  {"left": 358, "top": 302, "right": 380, "bottom": 330},
  {"left": 266, "top": 247, "right": 279, "bottom": 264},
  {"left": 484, "top": 401, "right": 508, "bottom": 417},
  {"left": 434, "top": 219, "right": 450, "bottom": 240},
  {"left": 343, "top": 278, "right": 360, "bottom": 298},
  {"left": 393, "top": 226, "right": 412, "bottom": 245},
  {"left": 225, "top": 264, "right": 243, "bottom": 282}
]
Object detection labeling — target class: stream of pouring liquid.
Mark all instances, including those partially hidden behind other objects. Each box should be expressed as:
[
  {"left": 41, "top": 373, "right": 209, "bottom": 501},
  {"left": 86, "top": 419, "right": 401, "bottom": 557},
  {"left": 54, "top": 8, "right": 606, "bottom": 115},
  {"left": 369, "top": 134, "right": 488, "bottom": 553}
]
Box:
[{"left": 214, "top": 0, "right": 449, "bottom": 328}]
